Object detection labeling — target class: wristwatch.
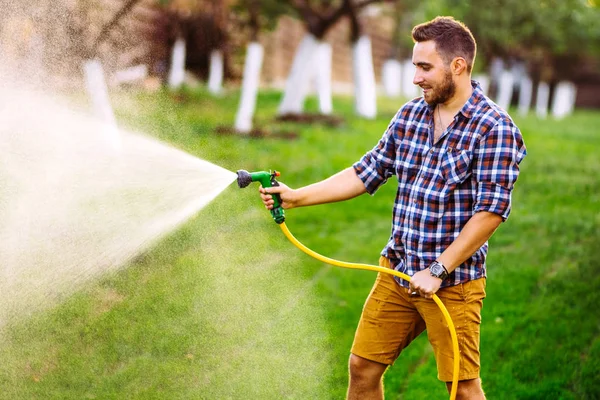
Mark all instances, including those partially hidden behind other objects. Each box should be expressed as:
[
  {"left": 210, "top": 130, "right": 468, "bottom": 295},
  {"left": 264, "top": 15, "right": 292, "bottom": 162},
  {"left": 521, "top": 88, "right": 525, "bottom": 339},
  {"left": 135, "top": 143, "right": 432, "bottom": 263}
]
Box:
[{"left": 429, "top": 260, "right": 449, "bottom": 281}]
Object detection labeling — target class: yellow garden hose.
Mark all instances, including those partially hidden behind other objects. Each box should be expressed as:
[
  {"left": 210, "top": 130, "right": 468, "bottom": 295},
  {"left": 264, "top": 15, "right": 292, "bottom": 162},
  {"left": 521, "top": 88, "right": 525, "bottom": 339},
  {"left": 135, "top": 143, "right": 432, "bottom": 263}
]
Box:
[
  {"left": 279, "top": 222, "right": 460, "bottom": 400},
  {"left": 234, "top": 169, "right": 459, "bottom": 398}
]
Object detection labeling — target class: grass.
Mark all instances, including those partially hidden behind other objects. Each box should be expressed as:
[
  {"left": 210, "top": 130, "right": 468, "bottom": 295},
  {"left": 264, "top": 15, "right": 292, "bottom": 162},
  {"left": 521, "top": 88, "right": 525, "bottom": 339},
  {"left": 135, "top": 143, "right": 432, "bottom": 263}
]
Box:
[{"left": 0, "top": 85, "right": 598, "bottom": 399}]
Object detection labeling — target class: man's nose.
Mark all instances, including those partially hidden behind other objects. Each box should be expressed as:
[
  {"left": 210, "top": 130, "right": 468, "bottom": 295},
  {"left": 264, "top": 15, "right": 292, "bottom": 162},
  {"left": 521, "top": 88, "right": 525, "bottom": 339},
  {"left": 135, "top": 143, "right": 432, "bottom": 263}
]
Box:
[{"left": 413, "top": 71, "right": 423, "bottom": 86}]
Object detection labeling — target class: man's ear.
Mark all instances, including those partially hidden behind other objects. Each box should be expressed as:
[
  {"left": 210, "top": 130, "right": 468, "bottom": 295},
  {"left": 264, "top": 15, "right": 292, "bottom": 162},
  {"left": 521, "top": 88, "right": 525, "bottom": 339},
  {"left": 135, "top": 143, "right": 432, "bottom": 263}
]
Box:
[{"left": 451, "top": 57, "right": 468, "bottom": 75}]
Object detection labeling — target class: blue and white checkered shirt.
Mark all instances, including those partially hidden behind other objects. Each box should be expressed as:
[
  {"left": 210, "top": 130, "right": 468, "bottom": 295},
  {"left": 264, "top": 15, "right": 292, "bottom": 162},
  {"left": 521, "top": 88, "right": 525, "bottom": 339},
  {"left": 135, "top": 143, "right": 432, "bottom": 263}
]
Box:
[{"left": 353, "top": 81, "right": 527, "bottom": 288}]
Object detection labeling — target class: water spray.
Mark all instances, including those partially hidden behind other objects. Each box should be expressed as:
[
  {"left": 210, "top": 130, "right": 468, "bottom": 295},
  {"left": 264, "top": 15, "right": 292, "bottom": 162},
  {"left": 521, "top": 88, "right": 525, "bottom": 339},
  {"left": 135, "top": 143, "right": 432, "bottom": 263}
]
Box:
[{"left": 236, "top": 169, "right": 460, "bottom": 400}]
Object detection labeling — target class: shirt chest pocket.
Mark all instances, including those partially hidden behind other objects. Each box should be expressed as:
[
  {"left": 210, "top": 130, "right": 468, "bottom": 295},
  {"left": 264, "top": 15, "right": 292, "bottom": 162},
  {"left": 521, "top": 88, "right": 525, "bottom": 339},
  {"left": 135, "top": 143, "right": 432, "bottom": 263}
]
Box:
[{"left": 439, "top": 148, "right": 473, "bottom": 185}]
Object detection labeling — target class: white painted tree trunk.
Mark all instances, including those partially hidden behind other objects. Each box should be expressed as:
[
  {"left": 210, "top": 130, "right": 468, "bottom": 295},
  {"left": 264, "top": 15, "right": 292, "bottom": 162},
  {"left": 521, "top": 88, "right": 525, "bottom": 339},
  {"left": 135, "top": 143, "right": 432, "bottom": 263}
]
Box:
[
  {"left": 83, "top": 59, "right": 121, "bottom": 150},
  {"left": 382, "top": 59, "right": 402, "bottom": 98},
  {"left": 473, "top": 74, "right": 490, "bottom": 95},
  {"left": 517, "top": 75, "right": 533, "bottom": 116},
  {"left": 401, "top": 59, "right": 418, "bottom": 99},
  {"left": 168, "top": 37, "right": 186, "bottom": 89},
  {"left": 314, "top": 42, "right": 332, "bottom": 115},
  {"left": 536, "top": 81, "right": 550, "bottom": 119},
  {"left": 278, "top": 34, "right": 320, "bottom": 115},
  {"left": 496, "top": 70, "right": 514, "bottom": 111},
  {"left": 489, "top": 57, "right": 504, "bottom": 97},
  {"left": 234, "top": 42, "right": 264, "bottom": 133},
  {"left": 551, "top": 81, "right": 577, "bottom": 119},
  {"left": 352, "top": 35, "right": 377, "bottom": 119},
  {"left": 208, "top": 49, "right": 224, "bottom": 95}
]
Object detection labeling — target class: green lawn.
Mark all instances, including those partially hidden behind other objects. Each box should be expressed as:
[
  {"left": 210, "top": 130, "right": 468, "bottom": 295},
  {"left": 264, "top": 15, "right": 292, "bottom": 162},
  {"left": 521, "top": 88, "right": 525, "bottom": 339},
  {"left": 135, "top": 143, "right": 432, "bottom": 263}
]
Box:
[{"left": 0, "top": 86, "right": 598, "bottom": 399}]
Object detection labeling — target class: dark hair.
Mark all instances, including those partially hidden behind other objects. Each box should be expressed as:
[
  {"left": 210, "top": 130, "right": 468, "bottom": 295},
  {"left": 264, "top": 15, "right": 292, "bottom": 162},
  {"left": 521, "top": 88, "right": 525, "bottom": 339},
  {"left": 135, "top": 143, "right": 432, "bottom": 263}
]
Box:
[{"left": 412, "top": 16, "right": 476, "bottom": 73}]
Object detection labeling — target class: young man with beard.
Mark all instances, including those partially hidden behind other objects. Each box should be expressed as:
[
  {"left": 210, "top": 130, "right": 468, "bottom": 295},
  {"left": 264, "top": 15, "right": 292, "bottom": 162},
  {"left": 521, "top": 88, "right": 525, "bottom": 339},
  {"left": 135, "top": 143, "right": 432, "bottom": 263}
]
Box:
[{"left": 260, "top": 16, "right": 526, "bottom": 399}]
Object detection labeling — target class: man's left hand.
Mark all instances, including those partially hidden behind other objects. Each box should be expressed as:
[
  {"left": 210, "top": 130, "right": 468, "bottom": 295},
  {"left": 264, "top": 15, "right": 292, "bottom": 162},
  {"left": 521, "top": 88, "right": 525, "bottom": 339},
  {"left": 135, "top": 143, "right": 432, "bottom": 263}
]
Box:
[{"left": 408, "top": 268, "right": 442, "bottom": 299}]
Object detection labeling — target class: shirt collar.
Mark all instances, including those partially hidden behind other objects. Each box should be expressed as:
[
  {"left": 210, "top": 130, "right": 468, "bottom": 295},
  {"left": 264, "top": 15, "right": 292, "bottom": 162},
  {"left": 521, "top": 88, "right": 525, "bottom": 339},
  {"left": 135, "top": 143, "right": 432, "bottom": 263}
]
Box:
[{"left": 459, "top": 80, "right": 484, "bottom": 119}]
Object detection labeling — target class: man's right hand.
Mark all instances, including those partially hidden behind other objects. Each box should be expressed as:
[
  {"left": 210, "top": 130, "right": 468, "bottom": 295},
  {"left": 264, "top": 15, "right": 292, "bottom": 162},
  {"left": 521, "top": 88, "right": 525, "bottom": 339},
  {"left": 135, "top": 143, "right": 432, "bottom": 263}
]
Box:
[
  {"left": 259, "top": 182, "right": 297, "bottom": 210},
  {"left": 258, "top": 167, "right": 367, "bottom": 211}
]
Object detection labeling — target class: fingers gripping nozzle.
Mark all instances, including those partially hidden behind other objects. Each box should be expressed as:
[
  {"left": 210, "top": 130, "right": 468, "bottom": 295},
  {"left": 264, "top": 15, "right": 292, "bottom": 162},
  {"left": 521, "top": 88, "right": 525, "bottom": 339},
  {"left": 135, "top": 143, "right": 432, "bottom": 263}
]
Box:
[{"left": 236, "top": 169, "right": 285, "bottom": 224}]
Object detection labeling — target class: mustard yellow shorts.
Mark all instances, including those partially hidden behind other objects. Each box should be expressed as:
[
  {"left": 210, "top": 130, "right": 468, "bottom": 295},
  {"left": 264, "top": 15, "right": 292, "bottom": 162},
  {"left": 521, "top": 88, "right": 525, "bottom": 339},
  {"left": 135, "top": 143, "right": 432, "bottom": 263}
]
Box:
[{"left": 351, "top": 257, "right": 486, "bottom": 382}]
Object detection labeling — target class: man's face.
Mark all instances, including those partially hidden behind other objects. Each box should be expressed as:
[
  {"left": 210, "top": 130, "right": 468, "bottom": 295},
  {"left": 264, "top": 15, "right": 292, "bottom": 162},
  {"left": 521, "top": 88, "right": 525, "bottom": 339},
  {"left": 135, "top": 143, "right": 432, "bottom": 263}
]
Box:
[{"left": 412, "top": 40, "right": 456, "bottom": 106}]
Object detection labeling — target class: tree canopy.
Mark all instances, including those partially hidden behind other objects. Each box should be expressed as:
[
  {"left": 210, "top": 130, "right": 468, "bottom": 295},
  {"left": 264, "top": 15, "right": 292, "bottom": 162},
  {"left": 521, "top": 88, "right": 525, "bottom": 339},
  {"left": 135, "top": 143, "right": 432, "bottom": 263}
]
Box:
[{"left": 415, "top": 0, "right": 600, "bottom": 80}]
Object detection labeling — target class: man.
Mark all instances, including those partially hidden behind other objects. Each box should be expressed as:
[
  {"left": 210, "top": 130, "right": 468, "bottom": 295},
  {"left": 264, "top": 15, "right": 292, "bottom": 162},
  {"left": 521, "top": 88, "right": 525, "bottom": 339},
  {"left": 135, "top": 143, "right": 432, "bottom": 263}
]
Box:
[{"left": 260, "top": 16, "right": 526, "bottom": 400}]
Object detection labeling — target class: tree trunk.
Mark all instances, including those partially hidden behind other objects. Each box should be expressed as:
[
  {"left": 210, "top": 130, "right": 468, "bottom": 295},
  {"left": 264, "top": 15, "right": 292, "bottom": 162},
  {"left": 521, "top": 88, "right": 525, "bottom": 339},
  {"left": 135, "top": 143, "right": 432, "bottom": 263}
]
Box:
[
  {"left": 78, "top": 0, "right": 140, "bottom": 151},
  {"left": 381, "top": 58, "right": 402, "bottom": 98},
  {"left": 82, "top": 59, "right": 121, "bottom": 150},
  {"left": 168, "top": 37, "right": 186, "bottom": 89},
  {"left": 401, "top": 59, "right": 418, "bottom": 99},
  {"left": 206, "top": 0, "right": 228, "bottom": 95},
  {"left": 495, "top": 69, "right": 514, "bottom": 111},
  {"left": 207, "top": 49, "right": 224, "bottom": 94},
  {"left": 277, "top": 35, "right": 333, "bottom": 116},
  {"left": 277, "top": 34, "right": 320, "bottom": 115},
  {"left": 473, "top": 74, "right": 490, "bottom": 95},
  {"left": 352, "top": 35, "right": 377, "bottom": 119},
  {"left": 517, "top": 75, "right": 532, "bottom": 116},
  {"left": 278, "top": 0, "right": 352, "bottom": 116},
  {"left": 535, "top": 81, "right": 550, "bottom": 119},
  {"left": 314, "top": 41, "right": 333, "bottom": 114},
  {"left": 347, "top": 0, "right": 378, "bottom": 118},
  {"left": 234, "top": 42, "right": 264, "bottom": 133},
  {"left": 551, "top": 81, "right": 576, "bottom": 119}
]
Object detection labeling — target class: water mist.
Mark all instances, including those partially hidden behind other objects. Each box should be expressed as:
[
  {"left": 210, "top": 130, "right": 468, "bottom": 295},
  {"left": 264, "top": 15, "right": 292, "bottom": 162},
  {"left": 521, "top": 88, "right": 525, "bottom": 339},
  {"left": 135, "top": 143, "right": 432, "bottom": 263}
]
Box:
[{"left": 0, "top": 84, "right": 236, "bottom": 327}]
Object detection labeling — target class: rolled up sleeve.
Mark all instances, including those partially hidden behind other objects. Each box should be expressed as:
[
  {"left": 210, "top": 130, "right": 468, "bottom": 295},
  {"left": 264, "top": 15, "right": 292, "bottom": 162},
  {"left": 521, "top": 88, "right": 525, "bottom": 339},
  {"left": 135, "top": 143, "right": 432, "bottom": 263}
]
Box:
[
  {"left": 473, "top": 117, "right": 527, "bottom": 220},
  {"left": 353, "top": 116, "right": 400, "bottom": 195}
]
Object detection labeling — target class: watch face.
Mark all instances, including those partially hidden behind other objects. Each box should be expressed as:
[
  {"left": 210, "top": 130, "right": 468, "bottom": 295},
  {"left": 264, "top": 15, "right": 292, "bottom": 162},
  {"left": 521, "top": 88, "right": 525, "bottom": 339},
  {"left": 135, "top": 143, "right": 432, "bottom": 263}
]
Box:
[{"left": 430, "top": 262, "right": 447, "bottom": 279}]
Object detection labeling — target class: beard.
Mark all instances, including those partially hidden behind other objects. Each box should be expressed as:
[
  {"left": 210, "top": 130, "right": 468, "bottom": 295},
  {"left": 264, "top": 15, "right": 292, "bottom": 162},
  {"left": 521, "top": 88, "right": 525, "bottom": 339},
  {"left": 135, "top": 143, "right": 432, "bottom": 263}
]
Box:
[{"left": 423, "top": 69, "right": 456, "bottom": 106}]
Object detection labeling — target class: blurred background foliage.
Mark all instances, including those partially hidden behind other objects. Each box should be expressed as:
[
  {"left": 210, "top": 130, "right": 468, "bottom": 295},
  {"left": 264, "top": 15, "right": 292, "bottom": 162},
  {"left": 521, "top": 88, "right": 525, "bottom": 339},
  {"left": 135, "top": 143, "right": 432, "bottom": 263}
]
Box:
[
  {"left": 184, "top": 0, "right": 600, "bottom": 81},
  {"left": 1, "top": 0, "right": 597, "bottom": 92}
]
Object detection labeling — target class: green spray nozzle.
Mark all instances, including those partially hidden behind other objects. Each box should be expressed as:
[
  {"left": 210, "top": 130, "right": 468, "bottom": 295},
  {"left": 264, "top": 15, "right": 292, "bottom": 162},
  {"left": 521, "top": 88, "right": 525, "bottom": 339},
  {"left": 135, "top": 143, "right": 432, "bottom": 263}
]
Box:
[{"left": 237, "top": 170, "right": 285, "bottom": 224}]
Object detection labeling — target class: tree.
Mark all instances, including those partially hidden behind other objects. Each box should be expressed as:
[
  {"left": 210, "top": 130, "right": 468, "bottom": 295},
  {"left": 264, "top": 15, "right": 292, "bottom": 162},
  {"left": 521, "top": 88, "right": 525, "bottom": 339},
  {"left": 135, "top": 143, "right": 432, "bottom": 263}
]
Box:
[
  {"left": 63, "top": 0, "right": 144, "bottom": 150},
  {"left": 158, "top": 0, "right": 235, "bottom": 92},
  {"left": 420, "top": 0, "right": 600, "bottom": 82},
  {"left": 380, "top": 0, "right": 420, "bottom": 98},
  {"left": 232, "top": 0, "right": 290, "bottom": 133},
  {"left": 279, "top": 0, "right": 389, "bottom": 118},
  {"left": 347, "top": 0, "right": 394, "bottom": 118},
  {"left": 205, "top": 0, "right": 229, "bottom": 94},
  {"left": 277, "top": 0, "right": 348, "bottom": 116},
  {"left": 88, "top": 0, "right": 143, "bottom": 149}
]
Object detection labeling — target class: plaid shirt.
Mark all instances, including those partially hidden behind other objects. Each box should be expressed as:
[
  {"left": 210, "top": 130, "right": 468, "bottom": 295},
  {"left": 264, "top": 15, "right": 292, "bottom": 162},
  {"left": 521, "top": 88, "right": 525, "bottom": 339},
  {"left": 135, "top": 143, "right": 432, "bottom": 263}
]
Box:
[{"left": 353, "top": 81, "right": 527, "bottom": 288}]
